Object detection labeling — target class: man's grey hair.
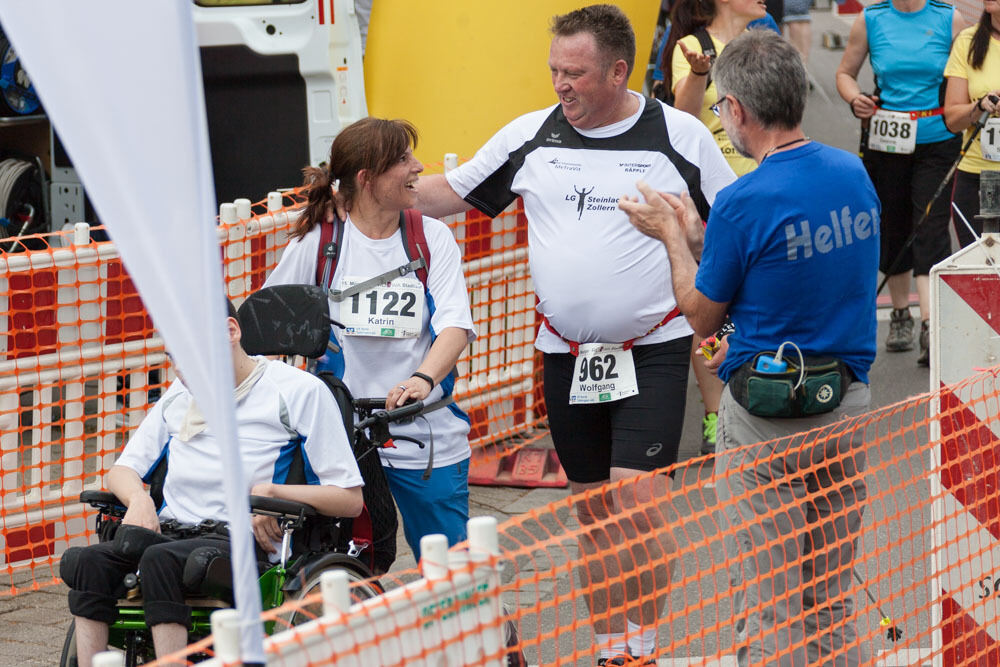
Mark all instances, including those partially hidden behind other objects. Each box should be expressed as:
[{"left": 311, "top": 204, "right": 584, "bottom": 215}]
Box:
[{"left": 713, "top": 30, "right": 807, "bottom": 130}]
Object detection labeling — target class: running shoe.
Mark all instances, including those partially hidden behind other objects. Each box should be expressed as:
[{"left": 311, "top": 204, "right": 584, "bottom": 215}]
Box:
[
  {"left": 700, "top": 412, "right": 717, "bottom": 456},
  {"left": 918, "top": 320, "right": 929, "bottom": 367},
  {"left": 886, "top": 308, "right": 914, "bottom": 352},
  {"left": 597, "top": 653, "right": 656, "bottom": 665}
]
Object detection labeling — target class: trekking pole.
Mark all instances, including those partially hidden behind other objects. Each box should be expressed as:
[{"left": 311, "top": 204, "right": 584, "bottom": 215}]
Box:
[
  {"left": 852, "top": 567, "right": 903, "bottom": 641},
  {"left": 875, "top": 95, "right": 999, "bottom": 296}
]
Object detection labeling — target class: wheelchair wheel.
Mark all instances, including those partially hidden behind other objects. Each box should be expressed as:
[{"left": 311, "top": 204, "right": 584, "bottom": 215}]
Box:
[
  {"left": 59, "top": 620, "right": 78, "bottom": 667},
  {"left": 280, "top": 561, "right": 383, "bottom": 627}
]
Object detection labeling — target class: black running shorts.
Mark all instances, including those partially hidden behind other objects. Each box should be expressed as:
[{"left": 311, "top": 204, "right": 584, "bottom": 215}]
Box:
[{"left": 543, "top": 336, "right": 692, "bottom": 484}]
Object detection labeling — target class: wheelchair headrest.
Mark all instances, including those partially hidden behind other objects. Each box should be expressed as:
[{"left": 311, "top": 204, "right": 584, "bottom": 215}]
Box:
[{"left": 238, "top": 285, "right": 331, "bottom": 359}]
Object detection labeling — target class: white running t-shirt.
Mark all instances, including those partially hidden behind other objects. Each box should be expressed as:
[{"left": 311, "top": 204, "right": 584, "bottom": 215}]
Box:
[
  {"left": 265, "top": 215, "right": 476, "bottom": 470},
  {"left": 115, "top": 358, "right": 363, "bottom": 525},
  {"left": 446, "top": 91, "right": 736, "bottom": 353}
]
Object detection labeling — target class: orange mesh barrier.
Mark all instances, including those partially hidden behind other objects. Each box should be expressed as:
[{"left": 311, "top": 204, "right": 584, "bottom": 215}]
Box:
[
  {"left": 0, "top": 185, "right": 545, "bottom": 594},
  {"left": 156, "top": 368, "right": 1000, "bottom": 665}
]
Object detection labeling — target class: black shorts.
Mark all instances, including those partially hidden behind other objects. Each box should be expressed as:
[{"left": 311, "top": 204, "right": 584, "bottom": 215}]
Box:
[
  {"left": 66, "top": 536, "right": 232, "bottom": 628},
  {"left": 863, "top": 135, "right": 960, "bottom": 276},
  {"left": 543, "top": 336, "right": 691, "bottom": 484},
  {"left": 952, "top": 169, "right": 981, "bottom": 248}
]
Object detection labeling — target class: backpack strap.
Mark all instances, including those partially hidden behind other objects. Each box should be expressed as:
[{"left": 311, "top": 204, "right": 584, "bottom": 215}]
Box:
[
  {"left": 315, "top": 214, "right": 345, "bottom": 289},
  {"left": 399, "top": 208, "right": 430, "bottom": 290},
  {"left": 693, "top": 26, "right": 716, "bottom": 89},
  {"left": 326, "top": 209, "right": 430, "bottom": 303}
]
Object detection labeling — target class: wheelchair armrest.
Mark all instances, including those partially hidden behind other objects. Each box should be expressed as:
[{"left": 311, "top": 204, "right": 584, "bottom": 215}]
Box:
[
  {"left": 80, "top": 490, "right": 127, "bottom": 515},
  {"left": 249, "top": 495, "right": 319, "bottom": 519}
]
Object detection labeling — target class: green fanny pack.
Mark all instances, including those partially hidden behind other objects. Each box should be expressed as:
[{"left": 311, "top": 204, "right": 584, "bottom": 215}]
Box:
[{"left": 729, "top": 352, "right": 852, "bottom": 418}]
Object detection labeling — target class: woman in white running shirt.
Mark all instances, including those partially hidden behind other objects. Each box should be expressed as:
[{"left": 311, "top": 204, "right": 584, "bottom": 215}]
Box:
[{"left": 265, "top": 117, "right": 476, "bottom": 562}]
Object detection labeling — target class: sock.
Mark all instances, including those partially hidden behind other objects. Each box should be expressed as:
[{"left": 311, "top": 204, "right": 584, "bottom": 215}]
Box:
[
  {"left": 626, "top": 620, "right": 657, "bottom": 656},
  {"left": 596, "top": 632, "right": 626, "bottom": 659}
]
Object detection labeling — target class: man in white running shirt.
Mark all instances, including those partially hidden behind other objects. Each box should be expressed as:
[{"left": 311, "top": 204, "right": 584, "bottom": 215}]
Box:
[{"left": 416, "top": 4, "right": 735, "bottom": 664}]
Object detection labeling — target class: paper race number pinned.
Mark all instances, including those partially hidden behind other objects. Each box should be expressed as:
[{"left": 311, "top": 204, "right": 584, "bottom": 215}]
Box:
[
  {"left": 982, "top": 118, "right": 1000, "bottom": 162},
  {"left": 868, "top": 109, "right": 917, "bottom": 155},
  {"left": 338, "top": 276, "right": 424, "bottom": 338},
  {"left": 569, "top": 343, "right": 639, "bottom": 405}
]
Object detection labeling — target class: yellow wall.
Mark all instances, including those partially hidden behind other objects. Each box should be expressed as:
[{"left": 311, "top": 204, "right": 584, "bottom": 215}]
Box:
[{"left": 363, "top": 1, "right": 659, "bottom": 170}]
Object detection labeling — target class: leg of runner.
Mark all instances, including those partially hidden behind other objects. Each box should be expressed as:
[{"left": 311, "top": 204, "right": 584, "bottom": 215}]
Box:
[
  {"left": 690, "top": 338, "right": 722, "bottom": 456},
  {"left": 571, "top": 471, "right": 676, "bottom": 664}
]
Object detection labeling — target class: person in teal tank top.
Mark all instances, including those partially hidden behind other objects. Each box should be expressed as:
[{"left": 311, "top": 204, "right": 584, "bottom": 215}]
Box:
[{"left": 836, "top": 0, "right": 968, "bottom": 366}]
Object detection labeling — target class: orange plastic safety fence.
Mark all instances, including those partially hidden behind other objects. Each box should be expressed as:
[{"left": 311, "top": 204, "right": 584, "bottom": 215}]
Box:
[
  {"left": 169, "top": 368, "right": 1000, "bottom": 666},
  {"left": 0, "top": 187, "right": 545, "bottom": 595}
]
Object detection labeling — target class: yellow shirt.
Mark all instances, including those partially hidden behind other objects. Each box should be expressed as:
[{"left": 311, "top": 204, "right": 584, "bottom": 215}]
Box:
[
  {"left": 944, "top": 26, "right": 1000, "bottom": 174},
  {"left": 671, "top": 32, "right": 758, "bottom": 176}
]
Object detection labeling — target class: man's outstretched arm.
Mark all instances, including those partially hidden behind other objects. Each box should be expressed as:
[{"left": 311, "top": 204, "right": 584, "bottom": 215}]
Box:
[{"left": 417, "top": 174, "right": 474, "bottom": 219}]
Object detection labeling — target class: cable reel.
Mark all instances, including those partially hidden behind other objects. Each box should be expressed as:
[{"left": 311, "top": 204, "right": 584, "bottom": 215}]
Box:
[
  {"left": 0, "top": 27, "right": 40, "bottom": 116},
  {"left": 0, "top": 157, "right": 45, "bottom": 251}
]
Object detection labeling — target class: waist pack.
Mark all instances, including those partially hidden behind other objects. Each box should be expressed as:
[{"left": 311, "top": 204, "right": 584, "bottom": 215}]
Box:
[{"left": 729, "top": 353, "right": 852, "bottom": 418}]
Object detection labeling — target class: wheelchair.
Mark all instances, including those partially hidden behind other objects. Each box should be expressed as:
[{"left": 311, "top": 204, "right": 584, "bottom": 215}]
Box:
[{"left": 58, "top": 284, "right": 428, "bottom": 666}]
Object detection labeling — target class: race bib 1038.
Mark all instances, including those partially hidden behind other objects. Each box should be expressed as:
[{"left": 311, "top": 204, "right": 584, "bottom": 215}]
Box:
[{"left": 868, "top": 109, "right": 917, "bottom": 155}]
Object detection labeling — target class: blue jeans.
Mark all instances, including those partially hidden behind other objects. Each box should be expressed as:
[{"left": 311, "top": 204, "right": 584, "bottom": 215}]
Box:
[{"left": 383, "top": 459, "right": 470, "bottom": 561}]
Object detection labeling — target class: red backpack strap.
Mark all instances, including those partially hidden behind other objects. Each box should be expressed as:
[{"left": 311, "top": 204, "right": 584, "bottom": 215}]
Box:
[
  {"left": 399, "top": 208, "right": 430, "bottom": 289},
  {"left": 314, "top": 215, "right": 344, "bottom": 289}
]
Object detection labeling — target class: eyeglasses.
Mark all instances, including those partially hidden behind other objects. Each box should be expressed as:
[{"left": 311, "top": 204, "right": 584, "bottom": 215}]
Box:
[{"left": 711, "top": 96, "right": 731, "bottom": 117}]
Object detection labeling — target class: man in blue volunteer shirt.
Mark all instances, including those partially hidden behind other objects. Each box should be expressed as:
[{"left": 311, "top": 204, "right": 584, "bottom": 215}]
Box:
[{"left": 621, "top": 30, "right": 879, "bottom": 667}]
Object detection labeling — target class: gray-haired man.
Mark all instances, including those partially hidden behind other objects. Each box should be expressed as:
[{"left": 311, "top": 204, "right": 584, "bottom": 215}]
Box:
[{"left": 620, "top": 30, "right": 880, "bottom": 666}]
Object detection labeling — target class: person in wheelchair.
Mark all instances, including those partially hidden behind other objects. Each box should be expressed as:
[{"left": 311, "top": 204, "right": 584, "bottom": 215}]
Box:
[
  {"left": 61, "top": 300, "right": 364, "bottom": 667},
  {"left": 264, "top": 117, "right": 476, "bottom": 562}
]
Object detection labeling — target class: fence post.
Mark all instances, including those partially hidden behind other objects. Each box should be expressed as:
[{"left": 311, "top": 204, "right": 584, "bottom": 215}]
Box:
[
  {"left": 210, "top": 608, "right": 242, "bottom": 664},
  {"left": 321, "top": 568, "right": 351, "bottom": 617},
  {"left": 92, "top": 651, "right": 125, "bottom": 667}
]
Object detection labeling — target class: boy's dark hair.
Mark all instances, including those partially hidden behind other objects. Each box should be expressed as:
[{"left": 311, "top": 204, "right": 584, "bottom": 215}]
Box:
[{"left": 551, "top": 4, "right": 636, "bottom": 76}]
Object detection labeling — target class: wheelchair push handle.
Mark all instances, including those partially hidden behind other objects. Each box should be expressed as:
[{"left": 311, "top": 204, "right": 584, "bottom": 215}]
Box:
[
  {"left": 249, "top": 495, "right": 318, "bottom": 524},
  {"left": 354, "top": 398, "right": 425, "bottom": 430}
]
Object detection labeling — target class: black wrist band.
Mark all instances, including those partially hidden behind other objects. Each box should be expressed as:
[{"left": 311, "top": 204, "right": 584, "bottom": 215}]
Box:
[
  {"left": 690, "top": 68, "right": 710, "bottom": 76},
  {"left": 411, "top": 371, "right": 434, "bottom": 389}
]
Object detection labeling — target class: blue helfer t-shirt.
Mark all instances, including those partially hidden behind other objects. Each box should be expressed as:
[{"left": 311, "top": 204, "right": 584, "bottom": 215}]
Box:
[
  {"left": 864, "top": 0, "right": 956, "bottom": 144},
  {"left": 696, "top": 142, "right": 880, "bottom": 383}
]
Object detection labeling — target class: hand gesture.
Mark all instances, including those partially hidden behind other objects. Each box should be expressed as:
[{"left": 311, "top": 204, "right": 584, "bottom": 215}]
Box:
[
  {"left": 618, "top": 181, "right": 677, "bottom": 243},
  {"left": 678, "top": 41, "right": 712, "bottom": 76},
  {"left": 662, "top": 191, "right": 705, "bottom": 256}
]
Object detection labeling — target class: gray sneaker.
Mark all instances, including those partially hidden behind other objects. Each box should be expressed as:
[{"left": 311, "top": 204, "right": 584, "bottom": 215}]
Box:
[
  {"left": 918, "top": 320, "right": 929, "bottom": 366},
  {"left": 886, "top": 308, "right": 914, "bottom": 352}
]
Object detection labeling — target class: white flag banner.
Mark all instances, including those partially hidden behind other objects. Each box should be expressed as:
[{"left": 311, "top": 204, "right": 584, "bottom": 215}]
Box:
[{"left": 0, "top": 1, "right": 264, "bottom": 661}]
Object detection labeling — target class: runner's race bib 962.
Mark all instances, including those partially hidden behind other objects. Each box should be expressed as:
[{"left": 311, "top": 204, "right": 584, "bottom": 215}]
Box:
[
  {"left": 982, "top": 118, "right": 1000, "bottom": 161},
  {"left": 569, "top": 343, "right": 639, "bottom": 405},
  {"left": 338, "top": 276, "right": 424, "bottom": 338},
  {"left": 868, "top": 109, "right": 917, "bottom": 154}
]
